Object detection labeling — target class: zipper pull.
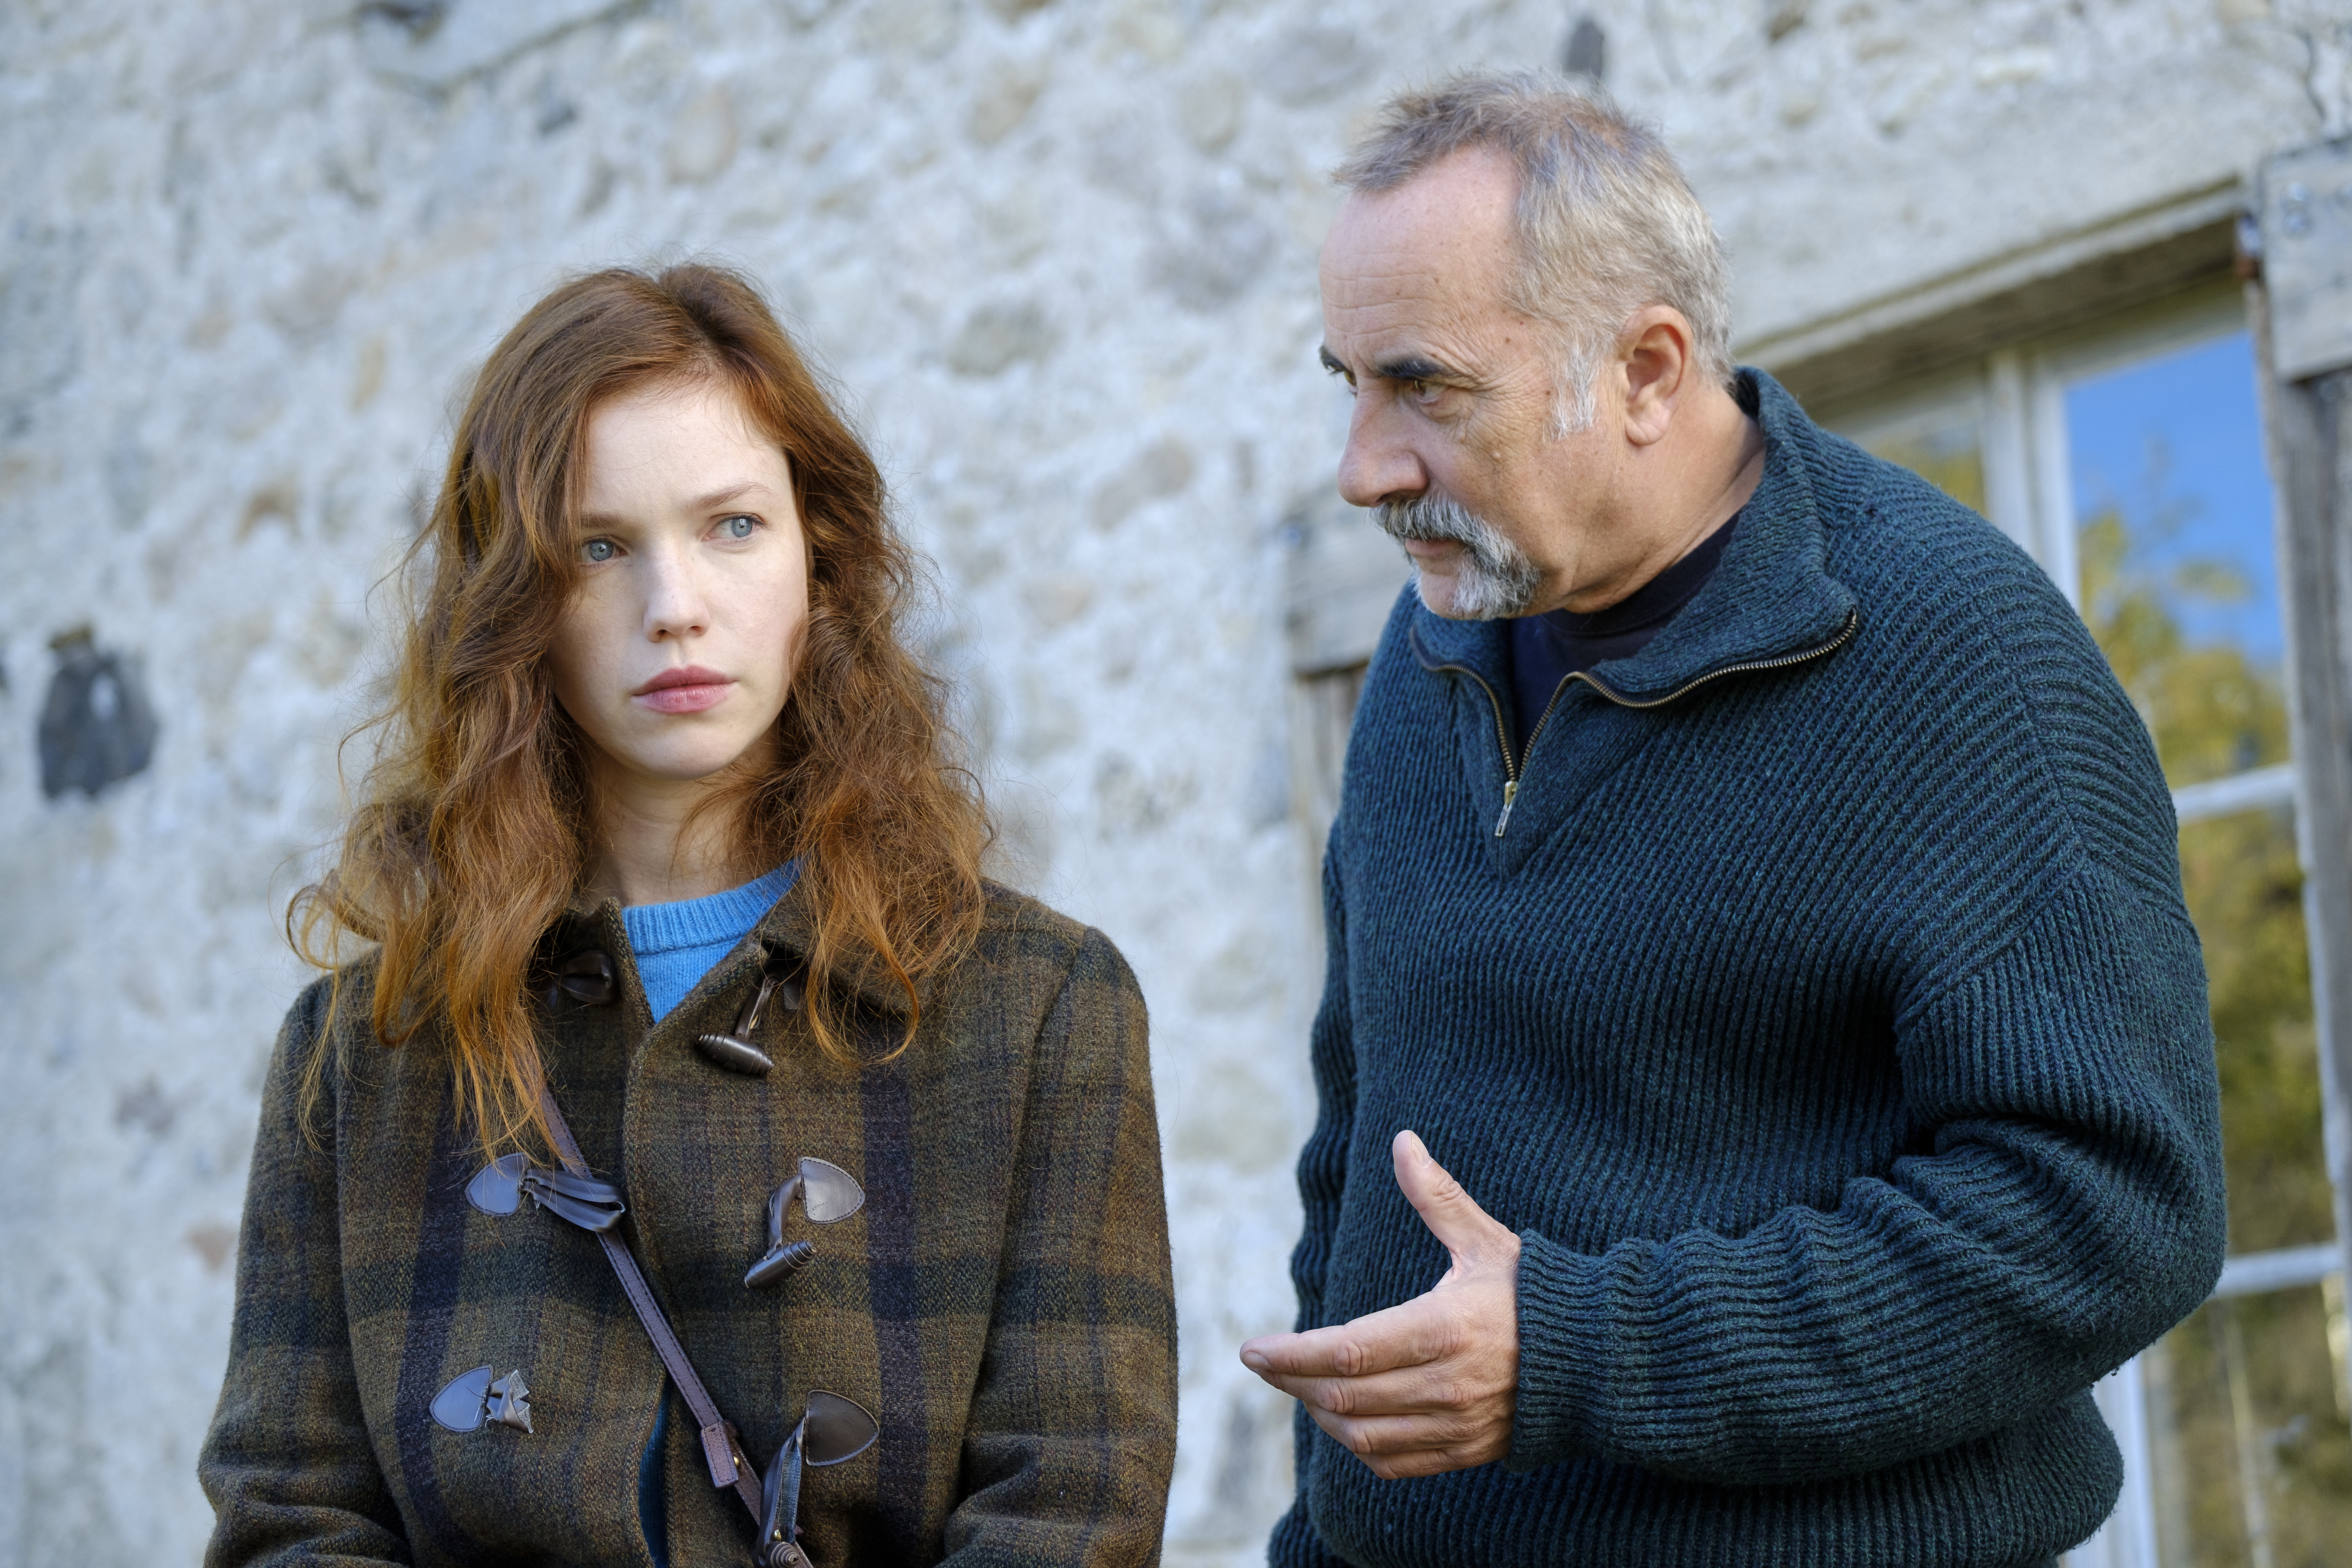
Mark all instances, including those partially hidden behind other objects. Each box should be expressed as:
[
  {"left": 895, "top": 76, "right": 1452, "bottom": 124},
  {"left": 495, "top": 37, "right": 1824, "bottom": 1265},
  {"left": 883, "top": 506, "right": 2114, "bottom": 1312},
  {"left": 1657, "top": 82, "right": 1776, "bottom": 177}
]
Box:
[{"left": 1495, "top": 779, "right": 1517, "bottom": 837}]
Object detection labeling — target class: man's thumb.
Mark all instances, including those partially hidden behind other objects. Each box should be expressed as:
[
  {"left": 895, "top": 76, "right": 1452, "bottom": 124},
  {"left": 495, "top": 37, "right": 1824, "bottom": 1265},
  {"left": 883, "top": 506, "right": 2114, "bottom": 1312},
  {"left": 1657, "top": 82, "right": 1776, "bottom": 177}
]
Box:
[{"left": 1392, "top": 1129, "right": 1506, "bottom": 1261}]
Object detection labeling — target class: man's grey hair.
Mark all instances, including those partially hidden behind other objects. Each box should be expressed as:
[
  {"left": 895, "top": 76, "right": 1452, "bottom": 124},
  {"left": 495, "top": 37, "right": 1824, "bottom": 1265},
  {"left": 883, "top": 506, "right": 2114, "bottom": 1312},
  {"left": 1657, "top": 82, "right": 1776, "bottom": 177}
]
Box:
[{"left": 1336, "top": 71, "right": 1733, "bottom": 434}]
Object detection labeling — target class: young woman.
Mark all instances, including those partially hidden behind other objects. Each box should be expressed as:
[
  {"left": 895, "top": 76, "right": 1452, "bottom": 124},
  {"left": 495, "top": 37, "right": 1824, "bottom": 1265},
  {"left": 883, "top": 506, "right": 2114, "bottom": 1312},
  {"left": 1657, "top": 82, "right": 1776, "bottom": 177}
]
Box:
[{"left": 200, "top": 265, "right": 1176, "bottom": 1567}]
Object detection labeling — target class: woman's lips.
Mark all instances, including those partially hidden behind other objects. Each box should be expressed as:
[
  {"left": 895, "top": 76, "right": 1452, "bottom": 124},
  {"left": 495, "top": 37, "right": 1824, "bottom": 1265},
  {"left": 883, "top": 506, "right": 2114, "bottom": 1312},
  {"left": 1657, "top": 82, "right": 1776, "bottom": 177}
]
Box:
[{"left": 632, "top": 667, "right": 733, "bottom": 715}]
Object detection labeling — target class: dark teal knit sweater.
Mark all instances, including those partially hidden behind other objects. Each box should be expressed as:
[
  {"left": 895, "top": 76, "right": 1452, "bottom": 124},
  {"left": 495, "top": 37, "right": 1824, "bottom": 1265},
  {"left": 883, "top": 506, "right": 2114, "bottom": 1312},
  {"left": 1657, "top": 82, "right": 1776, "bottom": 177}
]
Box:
[{"left": 1272, "top": 372, "right": 2227, "bottom": 1568}]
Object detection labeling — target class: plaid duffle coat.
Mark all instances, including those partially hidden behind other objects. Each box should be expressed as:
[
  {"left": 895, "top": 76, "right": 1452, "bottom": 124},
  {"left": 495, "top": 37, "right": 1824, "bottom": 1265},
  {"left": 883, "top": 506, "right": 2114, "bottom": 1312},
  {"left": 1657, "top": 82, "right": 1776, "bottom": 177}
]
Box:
[{"left": 200, "top": 880, "right": 1177, "bottom": 1566}]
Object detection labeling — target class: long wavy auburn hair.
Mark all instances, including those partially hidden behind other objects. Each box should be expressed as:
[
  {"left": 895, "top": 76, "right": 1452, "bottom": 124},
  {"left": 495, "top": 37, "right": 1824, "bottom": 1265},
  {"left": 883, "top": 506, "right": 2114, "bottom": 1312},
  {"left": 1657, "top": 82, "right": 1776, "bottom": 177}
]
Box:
[{"left": 296, "top": 263, "right": 989, "bottom": 1150}]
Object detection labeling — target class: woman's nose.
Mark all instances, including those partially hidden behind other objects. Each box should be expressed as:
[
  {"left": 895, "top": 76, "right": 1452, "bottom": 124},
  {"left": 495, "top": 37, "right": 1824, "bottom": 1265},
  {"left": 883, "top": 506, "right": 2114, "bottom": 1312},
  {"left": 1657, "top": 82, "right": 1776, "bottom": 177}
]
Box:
[{"left": 642, "top": 548, "right": 711, "bottom": 640}]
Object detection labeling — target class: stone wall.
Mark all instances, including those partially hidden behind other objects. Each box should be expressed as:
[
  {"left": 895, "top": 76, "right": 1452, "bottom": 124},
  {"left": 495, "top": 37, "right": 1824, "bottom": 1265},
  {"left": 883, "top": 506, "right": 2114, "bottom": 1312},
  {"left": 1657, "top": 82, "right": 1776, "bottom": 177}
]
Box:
[{"left": 0, "top": 1, "right": 2339, "bottom": 1564}]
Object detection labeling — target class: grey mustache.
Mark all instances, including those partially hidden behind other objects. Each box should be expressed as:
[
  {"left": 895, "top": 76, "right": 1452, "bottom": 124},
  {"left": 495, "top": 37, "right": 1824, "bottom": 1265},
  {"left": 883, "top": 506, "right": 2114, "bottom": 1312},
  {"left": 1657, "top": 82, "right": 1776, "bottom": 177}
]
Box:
[
  {"left": 1373, "top": 491, "right": 1542, "bottom": 620},
  {"left": 1376, "top": 494, "right": 1484, "bottom": 543}
]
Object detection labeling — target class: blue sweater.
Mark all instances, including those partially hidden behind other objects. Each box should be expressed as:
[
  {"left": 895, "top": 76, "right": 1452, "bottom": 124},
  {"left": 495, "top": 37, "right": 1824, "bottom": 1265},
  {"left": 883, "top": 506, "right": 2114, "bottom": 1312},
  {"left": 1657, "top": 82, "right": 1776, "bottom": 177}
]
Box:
[
  {"left": 620, "top": 862, "right": 799, "bottom": 1022},
  {"left": 1273, "top": 372, "right": 2227, "bottom": 1568}
]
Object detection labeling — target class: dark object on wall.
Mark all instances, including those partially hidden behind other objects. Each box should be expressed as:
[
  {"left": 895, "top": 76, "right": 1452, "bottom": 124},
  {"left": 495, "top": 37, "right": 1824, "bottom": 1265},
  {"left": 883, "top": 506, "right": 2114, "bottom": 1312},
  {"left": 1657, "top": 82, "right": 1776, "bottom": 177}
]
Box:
[
  {"left": 1563, "top": 16, "right": 1605, "bottom": 82},
  {"left": 358, "top": 0, "right": 450, "bottom": 38},
  {"left": 38, "top": 628, "right": 156, "bottom": 800}
]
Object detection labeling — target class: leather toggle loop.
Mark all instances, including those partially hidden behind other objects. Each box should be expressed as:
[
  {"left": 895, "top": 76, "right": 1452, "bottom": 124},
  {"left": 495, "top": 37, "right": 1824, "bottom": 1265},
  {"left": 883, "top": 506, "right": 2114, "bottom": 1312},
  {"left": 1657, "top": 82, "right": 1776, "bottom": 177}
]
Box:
[
  {"left": 487, "top": 1369, "right": 534, "bottom": 1433},
  {"left": 465, "top": 1152, "right": 529, "bottom": 1216},
  {"left": 758, "top": 1391, "right": 877, "bottom": 1568},
  {"left": 543, "top": 947, "right": 619, "bottom": 1011},
  {"left": 466, "top": 1154, "right": 625, "bottom": 1233},
  {"left": 745, "top": 1159, "right": 867, "bottom": 1288},
  {"left": 520, "top": 1167, "right": 626, "bottom": 1232},
  {"left": 430, "top": 1365, "right": 534, "bottom": 1435},
  {"left": 430, "top": 1365, "right": 495, "bottom": 1432},
  {"left": 696, "top": 949, "right": 804, "bottom": 1077}
]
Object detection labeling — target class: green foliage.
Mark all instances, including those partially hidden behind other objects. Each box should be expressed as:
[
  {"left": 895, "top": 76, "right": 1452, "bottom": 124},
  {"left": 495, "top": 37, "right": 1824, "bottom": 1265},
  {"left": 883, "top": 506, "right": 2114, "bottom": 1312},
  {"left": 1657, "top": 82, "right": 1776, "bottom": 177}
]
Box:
[
  {"left": 2077, "top": 505, "right": 2327, "bottom": 1256},
  {"left": 1862, "top": 428, "right": 1987, "bottom": 517},
  {"left": 2077, "top": 503, "right": 2350, "bottom": 1564},
  {"left": 2150, "top": 1288, "right": 2352, "bottom": 1568},
  {"left": 2079, "top": 509, "right": 2289, "bottom": 790}
]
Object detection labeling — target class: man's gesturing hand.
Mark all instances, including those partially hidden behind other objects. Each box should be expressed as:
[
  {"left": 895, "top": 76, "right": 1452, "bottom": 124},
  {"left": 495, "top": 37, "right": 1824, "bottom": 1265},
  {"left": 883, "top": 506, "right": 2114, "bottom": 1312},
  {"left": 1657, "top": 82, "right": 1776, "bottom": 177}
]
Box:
[{"left": 1238, "top": 1130, "right": 1522, "bottom": 1479}]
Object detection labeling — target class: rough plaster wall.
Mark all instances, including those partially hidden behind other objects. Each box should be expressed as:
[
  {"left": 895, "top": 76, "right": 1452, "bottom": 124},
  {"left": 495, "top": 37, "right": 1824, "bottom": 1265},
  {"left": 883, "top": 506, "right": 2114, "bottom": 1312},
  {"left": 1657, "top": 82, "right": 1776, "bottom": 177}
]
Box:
[
  {"left": 0, "top": 1, "right": 2337, "bottom": 1564},
  {"left": 1633, "top": 0, "right": 2332, "bottom": 345}
]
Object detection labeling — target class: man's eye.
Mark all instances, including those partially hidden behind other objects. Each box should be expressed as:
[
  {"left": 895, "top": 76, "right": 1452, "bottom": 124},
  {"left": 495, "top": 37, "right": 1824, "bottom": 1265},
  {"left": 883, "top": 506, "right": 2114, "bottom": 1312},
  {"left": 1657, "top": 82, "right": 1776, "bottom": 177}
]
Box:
[
  {"left": 1406, "top": 380, "right": 1442, "bottom": 405},
  {"left": 583, "top": 538, "right": 617, "bottom": 563},
  {"left": 721, "top": 515, "right": 757, "bottom": 540}
]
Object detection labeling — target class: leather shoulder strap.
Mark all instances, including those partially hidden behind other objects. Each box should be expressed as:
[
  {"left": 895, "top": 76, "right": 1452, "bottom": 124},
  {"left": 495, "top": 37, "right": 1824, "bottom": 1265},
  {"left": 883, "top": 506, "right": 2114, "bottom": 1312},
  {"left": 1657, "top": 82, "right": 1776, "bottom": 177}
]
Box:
[{"left": 537, "top": 1086, "right": 768, "bottom": 1526}]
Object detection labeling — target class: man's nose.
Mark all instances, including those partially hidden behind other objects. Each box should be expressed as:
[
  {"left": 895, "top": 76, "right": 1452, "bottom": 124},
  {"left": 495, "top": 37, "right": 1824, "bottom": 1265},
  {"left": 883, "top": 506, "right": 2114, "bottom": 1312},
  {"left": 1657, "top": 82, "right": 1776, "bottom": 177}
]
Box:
[{"left": 1335, "top": 400, "right": 1426, "bottom": 510}]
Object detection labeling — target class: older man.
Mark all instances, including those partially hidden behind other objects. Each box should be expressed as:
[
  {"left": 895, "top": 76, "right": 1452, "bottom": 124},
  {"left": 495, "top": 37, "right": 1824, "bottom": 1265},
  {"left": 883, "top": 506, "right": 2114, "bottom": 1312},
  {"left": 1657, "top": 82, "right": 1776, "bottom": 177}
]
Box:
[{"left": 1240, "top": 73, "right": 2226, "bottom": 1567}]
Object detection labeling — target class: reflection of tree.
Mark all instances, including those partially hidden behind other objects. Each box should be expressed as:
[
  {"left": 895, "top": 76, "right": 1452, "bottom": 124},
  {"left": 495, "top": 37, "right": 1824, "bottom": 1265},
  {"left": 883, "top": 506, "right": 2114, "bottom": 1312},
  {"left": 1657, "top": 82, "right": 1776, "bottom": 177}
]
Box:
[
  {"left": 2078, "top": 506, "right": 2325, "bottom": 1255},
  {"left": 2153, "top": 1289, "right": 2352, "bottom": 1568},
  {"left": 1867, "top": 425, "right": 1987, "bottom": 517},
  {"left": 2078, "top": 501, "right": 2352, "bottom": 1566},
  {"left": 2080, "top": 487, "right": 2287, "bottom": 789}
]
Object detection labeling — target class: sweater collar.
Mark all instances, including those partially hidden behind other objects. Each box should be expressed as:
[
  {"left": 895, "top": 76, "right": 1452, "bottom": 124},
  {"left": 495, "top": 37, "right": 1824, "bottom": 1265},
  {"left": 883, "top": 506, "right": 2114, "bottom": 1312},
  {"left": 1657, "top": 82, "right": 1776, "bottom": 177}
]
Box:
[
  {"left": 562, "top": 863, "right": 924, "bottom": 1018},
  {"left": 1408, "top": 368, "right": 1857, "bottom": 704}
]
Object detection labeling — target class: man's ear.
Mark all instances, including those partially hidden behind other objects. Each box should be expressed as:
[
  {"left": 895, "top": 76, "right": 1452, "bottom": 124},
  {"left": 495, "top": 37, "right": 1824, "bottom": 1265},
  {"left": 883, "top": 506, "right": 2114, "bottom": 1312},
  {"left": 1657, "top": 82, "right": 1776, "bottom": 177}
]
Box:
[{"left": 1618, "top": 307, "right": 1696, "bottom": 448}]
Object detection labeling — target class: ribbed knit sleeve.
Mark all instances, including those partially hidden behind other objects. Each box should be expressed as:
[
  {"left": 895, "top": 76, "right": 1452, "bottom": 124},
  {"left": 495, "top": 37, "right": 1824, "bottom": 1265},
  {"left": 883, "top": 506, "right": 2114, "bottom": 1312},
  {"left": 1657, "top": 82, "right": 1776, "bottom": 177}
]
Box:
[
  {"left": 1508, "top": 850, "right": 2227, "bottom": 1483},
  {"left": 1270, "top": 843, "right": 1358, "bottom": 1568}
]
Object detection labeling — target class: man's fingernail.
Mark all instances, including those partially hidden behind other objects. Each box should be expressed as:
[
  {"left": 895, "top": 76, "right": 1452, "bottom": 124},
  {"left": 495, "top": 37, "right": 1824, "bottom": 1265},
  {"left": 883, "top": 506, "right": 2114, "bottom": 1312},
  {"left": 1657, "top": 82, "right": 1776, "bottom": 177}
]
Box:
[{"left": 1240, "top": 1349, "right": 1267, "bottom": 1372}]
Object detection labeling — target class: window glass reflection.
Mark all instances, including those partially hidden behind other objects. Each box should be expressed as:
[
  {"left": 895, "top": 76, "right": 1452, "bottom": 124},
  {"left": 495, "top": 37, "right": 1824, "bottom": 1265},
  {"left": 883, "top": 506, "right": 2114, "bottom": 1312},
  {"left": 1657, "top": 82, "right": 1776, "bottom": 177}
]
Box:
[
  {"left": 2145, "top": 1283, "right": 2352, "bottom": 1568},
  {"left": 2065, "top": 328, "right": 2326, "bottom": 1264},
  {"left": 1845, "top": 399, "right": 1988, "bottom": 515},
  {"left": 2067, "top": 331, "right": 2285, "bottom": 787},
  {"left": 2175, "top": 808, "right": 2331, "bottom": 1257}
]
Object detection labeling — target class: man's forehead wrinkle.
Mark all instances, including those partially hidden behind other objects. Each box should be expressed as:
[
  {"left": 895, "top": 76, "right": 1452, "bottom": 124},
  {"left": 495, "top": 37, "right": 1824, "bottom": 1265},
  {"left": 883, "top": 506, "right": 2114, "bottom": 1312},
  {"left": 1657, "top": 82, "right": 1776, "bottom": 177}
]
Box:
[
  {"left": 1322, "top": 182, "right": 1523, "bottom": 391},
  {"left": 1324, "top": 246, "right": 1514, "bottom": 352},
  {"left": 1324, "top": 290, "right": 1493, "bottom": 378},
  {"left": 1321, "top": 253, "right": 1457, "bottom": 311}
]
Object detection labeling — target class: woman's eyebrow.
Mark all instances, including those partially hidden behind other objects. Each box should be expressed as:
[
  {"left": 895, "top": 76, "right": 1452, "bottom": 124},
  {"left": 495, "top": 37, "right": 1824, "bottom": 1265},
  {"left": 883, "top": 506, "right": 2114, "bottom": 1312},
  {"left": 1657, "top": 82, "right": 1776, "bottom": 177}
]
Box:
[
  {"left": 682, "top": 481, "right": 767, "bottom": 512},
  {"left": 580, "top": 481, "right": 772, "bottom": 529}
]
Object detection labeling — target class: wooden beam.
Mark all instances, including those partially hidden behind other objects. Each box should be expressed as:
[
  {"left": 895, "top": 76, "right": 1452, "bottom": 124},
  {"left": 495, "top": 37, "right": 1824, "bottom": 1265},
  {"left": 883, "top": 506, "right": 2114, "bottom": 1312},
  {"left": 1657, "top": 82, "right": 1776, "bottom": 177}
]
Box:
[
  {"left": 1281, "top": 488, "right": 1405, "bottom": 678},
  {"left": 2247, "top": 253, "right": 2352, "bottom": 1419},
  {"left": 2262, "top": 139, "right": 2352, "bottom": 383}
]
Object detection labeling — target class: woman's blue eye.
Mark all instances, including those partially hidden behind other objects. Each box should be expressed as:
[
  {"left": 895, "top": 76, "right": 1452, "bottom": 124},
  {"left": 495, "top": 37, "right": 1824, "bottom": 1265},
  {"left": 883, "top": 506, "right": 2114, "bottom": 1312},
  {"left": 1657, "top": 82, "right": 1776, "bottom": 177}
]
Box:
[
  {"left": 584, "top": 539, "right": 615, "bottom": 563},
  {"left": 723, "top": 515, "right": 756, "bottom": 539}
]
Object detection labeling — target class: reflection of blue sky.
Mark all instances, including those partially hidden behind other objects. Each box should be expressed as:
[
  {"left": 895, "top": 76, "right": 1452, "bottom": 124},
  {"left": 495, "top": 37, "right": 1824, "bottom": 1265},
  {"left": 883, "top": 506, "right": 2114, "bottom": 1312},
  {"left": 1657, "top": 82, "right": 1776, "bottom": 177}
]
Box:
[{"left": 2066, "top": 330, "right": 2281, "bottom": 666}]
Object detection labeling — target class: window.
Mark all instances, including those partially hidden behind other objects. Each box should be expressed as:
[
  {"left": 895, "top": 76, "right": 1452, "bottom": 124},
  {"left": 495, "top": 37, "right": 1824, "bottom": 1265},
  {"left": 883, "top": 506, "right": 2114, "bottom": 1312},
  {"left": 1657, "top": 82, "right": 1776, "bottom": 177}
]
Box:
[{"left": 1825, "top": 286, "right": 2352, "bottom": 1568}]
